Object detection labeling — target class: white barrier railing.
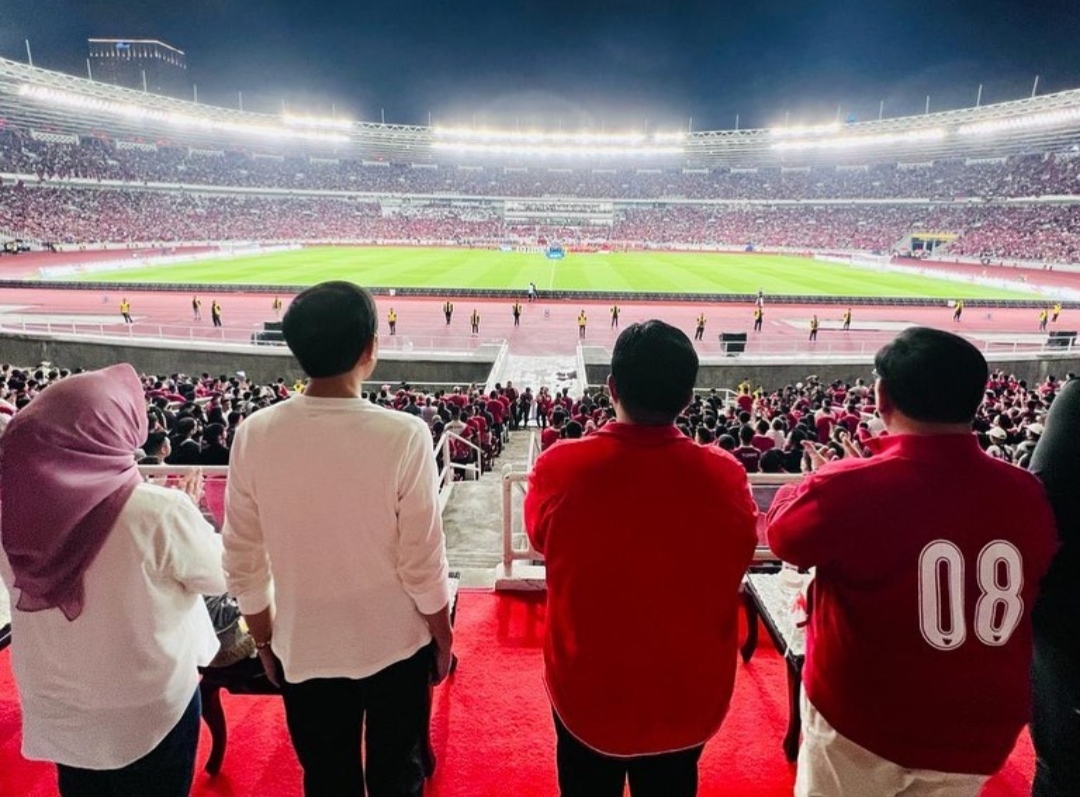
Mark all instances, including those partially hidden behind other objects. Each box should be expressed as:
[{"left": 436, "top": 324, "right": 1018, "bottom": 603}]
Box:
[
  {"left": 435, "top": 429, "right": 482, "bottom": 489},
  {"left": 496, "top": 464, "right": 803, "bottom": 590},
  {"left": 0, "top": 320, "right": 499, "bottom": 352}
]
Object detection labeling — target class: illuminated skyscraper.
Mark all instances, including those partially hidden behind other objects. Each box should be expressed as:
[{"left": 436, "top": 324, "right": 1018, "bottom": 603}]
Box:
[{"left": 87, "top": 39, "right": 189, "bottom": 98}]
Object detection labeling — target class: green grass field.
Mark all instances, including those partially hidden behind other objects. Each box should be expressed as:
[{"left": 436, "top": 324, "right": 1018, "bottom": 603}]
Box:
[{"left": 74, "top": 247, "right": 1033, "bottom": 299}]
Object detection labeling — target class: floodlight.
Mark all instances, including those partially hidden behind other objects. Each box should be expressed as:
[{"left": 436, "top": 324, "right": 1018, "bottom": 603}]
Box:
[{"left": 19, "top": 85, "right": 350, "bottom": 143}]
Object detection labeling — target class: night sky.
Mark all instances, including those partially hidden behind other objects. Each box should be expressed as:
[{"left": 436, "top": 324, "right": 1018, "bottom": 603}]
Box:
[{"left": 3, "top": 0, "right": 1080, "bottom": 131}]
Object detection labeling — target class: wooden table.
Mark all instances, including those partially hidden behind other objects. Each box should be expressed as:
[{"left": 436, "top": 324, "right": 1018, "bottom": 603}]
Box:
[{"left": 741, "top": 571, "right": 806, "bottom": 763}]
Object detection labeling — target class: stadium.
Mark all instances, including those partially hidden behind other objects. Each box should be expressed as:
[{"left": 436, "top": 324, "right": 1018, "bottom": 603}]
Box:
[{"left": 1, "top": 36, "right": 1079, "bottom": 797}]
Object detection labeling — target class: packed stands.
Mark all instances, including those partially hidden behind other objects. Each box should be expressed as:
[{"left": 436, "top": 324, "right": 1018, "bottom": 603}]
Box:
[
  {"left": 5, "top": 181, "right": 1080, "bottom": 260},
  {"left": 3, "top": 130, "right": 1080, "bottom": 200},
  {"left": 3, "top": 363, "right": 1060, "bottom": 478}
]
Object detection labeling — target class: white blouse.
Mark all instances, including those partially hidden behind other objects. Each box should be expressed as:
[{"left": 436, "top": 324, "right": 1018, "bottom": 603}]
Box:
[{"left": 0, "top": 484, "right": 225, "bottom": 769}]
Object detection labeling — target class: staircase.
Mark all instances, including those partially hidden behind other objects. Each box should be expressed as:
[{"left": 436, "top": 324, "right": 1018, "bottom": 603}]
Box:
[{"left": 443, "top": 429, "right": 535, "bottom": 588}]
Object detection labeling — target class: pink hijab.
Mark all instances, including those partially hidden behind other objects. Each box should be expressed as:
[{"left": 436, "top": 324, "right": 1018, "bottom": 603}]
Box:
[{"left": 1, "top": 364, "right": 148, "bottom": 620}]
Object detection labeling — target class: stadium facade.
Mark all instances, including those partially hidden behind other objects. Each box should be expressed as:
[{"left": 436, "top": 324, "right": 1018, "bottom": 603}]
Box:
[{"left": 2, "top": 55, "right": 1080, "bottom": 167}]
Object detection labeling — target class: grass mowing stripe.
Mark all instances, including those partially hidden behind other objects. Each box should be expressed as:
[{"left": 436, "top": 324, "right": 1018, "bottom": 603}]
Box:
[{"left": 70, "top": 247, "right": 1035, "bottom": 300}]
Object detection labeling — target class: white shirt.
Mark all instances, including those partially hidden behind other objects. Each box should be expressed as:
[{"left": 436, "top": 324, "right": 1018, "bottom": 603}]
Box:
[
  {"left": 222, "top": 395, "right": 450, "bottom": 683},
  {"left": 0, "top": 484, "right": 224, "bottom": 769}
]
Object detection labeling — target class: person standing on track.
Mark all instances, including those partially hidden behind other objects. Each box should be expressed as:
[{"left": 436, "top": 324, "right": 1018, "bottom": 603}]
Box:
[
  {"left": 443, "top": 301, "right": 454, "bottom": 326},
  {"left": 272, "top": 297, "right": 283, "bottom": 319},
  {"left": 809, "top": 315, "right": 820, "bottom": 342},
  {"left": 953, "top": 300, "right": 964, "bottom": 322},
  {"left": 695, "top": 313, "right": 706, "bottom": 342},
  {"left": 192, "top": 295, "right": 202, "bottom": 322},
  {"left": 470, "top": 308, "right": 481, "bottom": 335},
  {"left": 388, "top": 308, "right": 397, "bottom": 336},
  {"left": 1039, "top": 308, "right": 1049, "bottom": 333},
  {"left": 578, "top": 310, "right": 588, "bottom": 339},
  {"left": 753, "top": 305, "right": 763, "bottom": 333},
  {"left": 512, "top": 302, "right": 522, "bottom": 327},
  {"left": 842, "top": 308, "right": 852, "bottom": 332},
  {"left": 610, "top": 305, "right": 620, "bottom": 329},
  {"left": 119, "top": 298, "right": 133, "bottom": 325},
  {"left": 211, "top": 301, "right": 222, "bottom": 328}
]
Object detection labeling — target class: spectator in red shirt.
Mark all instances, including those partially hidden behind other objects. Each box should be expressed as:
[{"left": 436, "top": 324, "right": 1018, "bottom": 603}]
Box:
[
  {"left": 767, "top": 327, "right": 1057, "bottom": 797},
  {"left": 732, "top": 424, "right": 762, "bottom": 473},
  {"left": 540, "top": 410, "right": 566, "bottom": 451},
  {"left": 525, "top": 320, "right": 756, "bottom": 797}
]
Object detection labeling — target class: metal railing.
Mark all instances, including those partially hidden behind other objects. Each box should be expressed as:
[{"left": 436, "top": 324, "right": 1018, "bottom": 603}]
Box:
[
  {"left": 434, "top": 429, "right": 483, "bottom": 489},
  {"left": 498, "top": 461, "right": 804, "bottom": 587},
  {"left": 0, "top": 319, "right": 499, "bottom": 352}
]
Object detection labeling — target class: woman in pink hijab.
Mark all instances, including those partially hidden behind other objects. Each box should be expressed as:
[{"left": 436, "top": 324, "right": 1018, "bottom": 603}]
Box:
[{"left": 0, "top": 364, "right": 226, "bottom": 797}]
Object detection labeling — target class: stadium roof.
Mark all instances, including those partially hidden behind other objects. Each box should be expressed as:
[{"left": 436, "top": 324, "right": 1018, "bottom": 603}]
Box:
[{"left": 2, "top": 56, "right": 1080, "bottom": 167}]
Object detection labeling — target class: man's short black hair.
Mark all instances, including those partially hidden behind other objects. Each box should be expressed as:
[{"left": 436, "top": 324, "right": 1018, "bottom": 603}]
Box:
[
  {"left": 611, "top": 320, "right": 698, "bottom": 424},
  {"left": 142, "top": 431, "right": 169, "bottom": 458},
  {"left": 874, "top": 327, "right": 988, "bottom": 424},
  {"left": 283, "top": 281, "right": 377, "bottom": 379}
]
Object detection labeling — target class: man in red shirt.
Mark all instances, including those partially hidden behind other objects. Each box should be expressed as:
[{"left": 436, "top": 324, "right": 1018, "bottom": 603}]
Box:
[
  {"left": 767, "top": 327, "right": 1057, "bottom": 797},
  {"left": 525, "top": 320, "right": 757, "bottom": 797}
]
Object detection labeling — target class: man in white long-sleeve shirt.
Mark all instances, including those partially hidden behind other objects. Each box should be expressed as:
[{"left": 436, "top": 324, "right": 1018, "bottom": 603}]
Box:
[{"left": 223, "top": 281, "right": 453, "bottom": 797}]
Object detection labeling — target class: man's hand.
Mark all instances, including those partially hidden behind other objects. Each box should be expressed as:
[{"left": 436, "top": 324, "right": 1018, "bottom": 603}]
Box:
[
  {"left": 423, "top": 603, "right": 455, "bottom": 686},
  {"left": 431, "top": 640, "right": 454, "bottom": 685},
  {"left": 257, "top": 646, "right": 283, "bottom": 688},
  {"left": 802, "top": 440, "right": 833, "bottom": 472},
  {"left": 176, "top": 468, "right": 204, "bottom": 507}
]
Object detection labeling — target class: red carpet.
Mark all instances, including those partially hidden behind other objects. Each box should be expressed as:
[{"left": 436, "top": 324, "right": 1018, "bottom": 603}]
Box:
[{"left": 0, "top": 591, "right": 1035, "bottom": 796}]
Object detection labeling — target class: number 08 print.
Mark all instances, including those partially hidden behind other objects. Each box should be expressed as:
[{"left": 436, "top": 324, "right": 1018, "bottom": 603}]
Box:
[{"left": 918, "top": 540, "right": 1024, "bottom": 651}]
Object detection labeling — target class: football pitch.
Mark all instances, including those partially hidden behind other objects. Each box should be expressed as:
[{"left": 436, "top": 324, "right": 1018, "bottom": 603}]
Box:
[{"left": 77, "top": 246, "right": 1033, "bottom": 300}]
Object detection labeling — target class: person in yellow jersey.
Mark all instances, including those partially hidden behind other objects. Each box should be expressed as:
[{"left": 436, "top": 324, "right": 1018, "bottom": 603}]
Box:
[
  {"left": 809, "top": 314, "right": 820, "bottom": 342},
  {"left": 512, "top": 302, "right": 523, "bottom": 327},
  {"left": 953, "top": 299, "right": 964, "bottom": 322},
  {"left": 694, "top": 313, "right": 706, "bottom": 341},
  {"left": 578, "top": 311, "right": 588, "bottom": 339},
  {"left": 842, "top": 308, "right": 852, "bottom": 332},
  {"left": 211, "top": 301, "right": 223, "bottom": 328},
  {"left": 1051, "top": 302, "right": 1062, "bottom": 323},
  {"left": 388, "top": 308, "right": 397, "bottom": 336},
  {"left": 1039, "top": 308, "right": 1049, "bottom": 333},
  {"left": 119, "top": 298, "right": 133, "bottom": 325},
  {"left": 753, "top": 305, "right": 763, "bottom": 333},
  {"left": 272, "top": 296, "right": 283, "bottom": 319}
]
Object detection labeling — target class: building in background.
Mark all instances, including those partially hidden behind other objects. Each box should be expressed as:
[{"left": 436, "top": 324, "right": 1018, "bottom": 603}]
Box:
[{"left": 87, "top": 39, "right": 189, "bottom": 99}]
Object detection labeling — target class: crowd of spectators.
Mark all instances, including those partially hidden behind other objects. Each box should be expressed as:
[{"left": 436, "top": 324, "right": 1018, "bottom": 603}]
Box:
[
  {"left": 1, "top": 359, "right": 1069, "bottom": 483},
  {"left": 0, "top": 363, "right": 530, "bottom": 482},
  {"left": 3, "top": 129, "right": 1080, "bottom": 200},
  {"left": 5, "top": 182, "right": 1080, "bottom": 260},
  {"left": 534, "top": 370, "right": 1070, "bottom": 475}
]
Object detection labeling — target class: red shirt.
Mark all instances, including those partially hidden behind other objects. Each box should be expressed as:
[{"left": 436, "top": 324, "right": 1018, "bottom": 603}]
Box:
[
  {"left": 767, "top": 433, "right": 1057, "bottom": 774},
  {"left": 525, "top": 422, "right": 757, "bottom": 756},
  {"left": 540, "top": 427, "right": 561, "bottom": 451}
]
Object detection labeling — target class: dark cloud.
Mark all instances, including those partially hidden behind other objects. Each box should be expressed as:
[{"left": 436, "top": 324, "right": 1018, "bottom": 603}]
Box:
[{"left": 2, "top": 0, "right": 1078, "bottom": 129}]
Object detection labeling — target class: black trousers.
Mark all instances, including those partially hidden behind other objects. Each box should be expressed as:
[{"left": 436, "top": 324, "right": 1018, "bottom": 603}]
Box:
[
  {"left": 57, "top": 689, "right": 200, "bottom": 797},
  {"left": 553, "top": 712, "right": 703, "bottom": 797},
  {"left": 1032, "top": 630, "right": 1080, "bottom": 797},
  {"left": 282, "top": 646, "right": 431, "bottom": 797}
]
